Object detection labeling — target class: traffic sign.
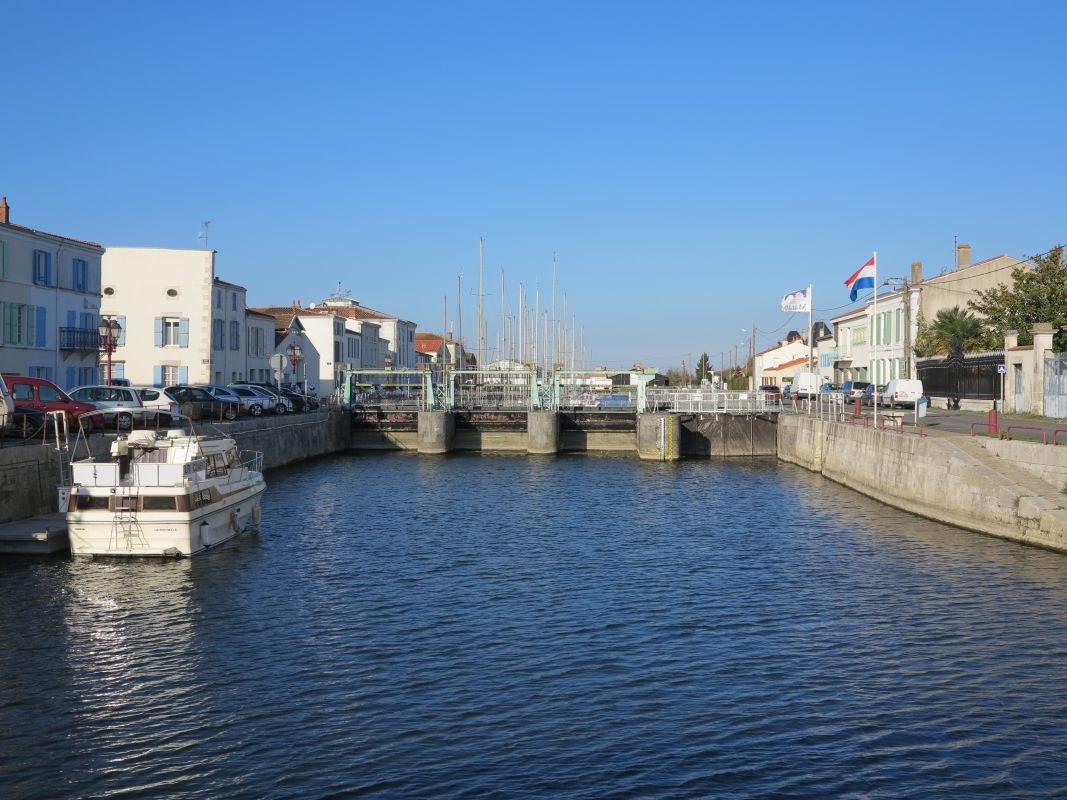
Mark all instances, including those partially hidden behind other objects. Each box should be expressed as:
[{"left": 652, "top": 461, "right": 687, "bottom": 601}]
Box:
[{"left": 997, "top": 364, "right": 1007, "bottom": 374}]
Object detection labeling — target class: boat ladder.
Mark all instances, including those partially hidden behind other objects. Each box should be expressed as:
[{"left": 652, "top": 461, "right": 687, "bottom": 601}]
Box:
[{"left": 109, "top": 488, "right": 148, "bottom": 552}]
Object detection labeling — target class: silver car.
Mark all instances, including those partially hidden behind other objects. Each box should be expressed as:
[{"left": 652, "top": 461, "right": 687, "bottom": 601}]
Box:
[{"left": 221, "top": 385, "right": 276, "bottom": 417}]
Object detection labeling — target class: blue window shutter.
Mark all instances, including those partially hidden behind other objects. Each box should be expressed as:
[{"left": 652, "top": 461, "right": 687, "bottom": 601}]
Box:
[
  {"left": 114, "top": 363, "right": 124, "bottom": 379},
  {"left": 45, "top": 252, "right": 53, "bottom": 286},
  {"left": 35, "top": 307, "right": 46, "bottom": 346},
  {"left": 117, "top": 315, "right": 126, "bottom": 345},
  {"left": 154, "top": 317, "right": 164, "bottom": 346},
  {"left": 67, "top": 310, "right": 76, "bottom": 327},
  {"left": 178, "top": 366, "right": 189, "bottom": 384},
  {"left": 66, "top": 367, "right": 76, "bottom": 388},
  {"left": 153, "top": 365, "right": 163, "bottom": 386},
  {"left": 178, "top": 318, "right": 190, "bottom": 347}
]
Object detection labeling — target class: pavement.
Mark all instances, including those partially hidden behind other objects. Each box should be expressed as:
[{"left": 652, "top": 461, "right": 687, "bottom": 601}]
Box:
[{"left": 849, "top": 405, "right": 1067, "bottom": 441}]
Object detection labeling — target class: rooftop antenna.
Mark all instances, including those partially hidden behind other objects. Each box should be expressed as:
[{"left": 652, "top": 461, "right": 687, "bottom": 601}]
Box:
[{"left": 198, "top": 220, "right": 211, "bottom": 248}]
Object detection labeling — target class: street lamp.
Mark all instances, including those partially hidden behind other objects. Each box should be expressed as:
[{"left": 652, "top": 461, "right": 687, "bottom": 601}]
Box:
[
  {"left": 98, "top": 317, "right": 122, "bottom": 385},
  {"left": 287, "top": 342, "right": 304, "bottom": 387}
]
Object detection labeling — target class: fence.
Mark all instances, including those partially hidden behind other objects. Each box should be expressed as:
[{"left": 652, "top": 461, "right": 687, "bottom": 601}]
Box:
[
  {"left": 1046, "top": 355, "right": 1067, "bottom": 418},
  {"left": 917, "top": 353, "right": 1004, "bottom": 400},
  {"left": 644, "top": 389, "right": 783, "bottom": 414}
]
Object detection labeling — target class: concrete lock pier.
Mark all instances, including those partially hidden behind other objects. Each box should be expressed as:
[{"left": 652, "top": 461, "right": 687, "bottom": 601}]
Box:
[
  {"left": 527, "top": 411, "right": 560, "bottom": 455},
  {"left": 417, "top": 411, "right": 454, "bottom": 454},
  {"left": 637, "top": 413, "right": 682, "bottom": 461}
]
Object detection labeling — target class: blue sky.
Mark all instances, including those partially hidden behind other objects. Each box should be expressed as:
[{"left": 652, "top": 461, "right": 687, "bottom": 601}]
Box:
[{"left": 4, "top": 1, "right": 1065, "bottom": 369}]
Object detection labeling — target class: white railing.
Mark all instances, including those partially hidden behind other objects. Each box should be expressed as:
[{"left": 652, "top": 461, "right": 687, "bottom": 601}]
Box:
[{"left": 644, "top": 389, "right": 784, "bottom": 414}]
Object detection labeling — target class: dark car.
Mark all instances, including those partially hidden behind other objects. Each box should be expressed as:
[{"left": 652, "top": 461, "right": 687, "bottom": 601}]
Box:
[
  {"left": 863, "top": 383, "right": 887, "bottom": 406},
  {"left": 2, "top": 407, "right": 47, "bottom": 439},
  {"left": 758, "top": 384, "right": 781, "bottom": 400},
  {"left": 841, "top": 380, "right": 871, "bottom": 400},
  {"left": 164, "top": 385, "right": 239, "bottom": 421}
]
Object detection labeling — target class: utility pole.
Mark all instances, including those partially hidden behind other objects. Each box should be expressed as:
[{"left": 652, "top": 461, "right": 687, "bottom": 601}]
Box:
[
  {"left": 457, "top": 273, "right": 463, "bottom": 366},
  {"left": 551, "top": 254, "right": 557, "bottom": 375},
  {"left": 500, "top": 270, "right": 506, "bottom": 366},
  {"left": 749, "top": 324, "right": 757, "bottom": 390},
  {"left": 902, "top": 276, "right": 912, "bottom": 379}
]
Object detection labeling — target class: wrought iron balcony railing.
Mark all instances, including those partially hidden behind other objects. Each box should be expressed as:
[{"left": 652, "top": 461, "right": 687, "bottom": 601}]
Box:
[{"left": 59, "top": 327, "right": 102, "bottom": 351}]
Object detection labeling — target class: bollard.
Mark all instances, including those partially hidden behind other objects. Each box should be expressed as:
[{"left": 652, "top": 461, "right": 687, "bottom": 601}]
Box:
[
  {"left": 854, "top": 398, "right": 861, "bottom": 416},
  {"left": 989, "top": 407, "right": 999, "bottom": 436}
]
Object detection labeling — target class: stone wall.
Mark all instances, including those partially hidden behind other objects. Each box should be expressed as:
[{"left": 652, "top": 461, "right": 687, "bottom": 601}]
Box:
[{"left": 778, "top": 414, "right": 1067, "bottom": 552}]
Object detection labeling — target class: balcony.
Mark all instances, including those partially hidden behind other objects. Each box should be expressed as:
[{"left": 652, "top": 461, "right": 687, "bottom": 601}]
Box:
[{"left": 59, "top": 327, "right": 101, "bottom": 351}]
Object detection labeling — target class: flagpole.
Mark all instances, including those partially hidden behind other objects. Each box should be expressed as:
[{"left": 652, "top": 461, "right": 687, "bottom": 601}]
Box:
[
  {"left": 808, "top": 283, "right": 813, "bottom": 376},
  {"left": 872, "top": 251, "right": 878, "bottom": 428}
]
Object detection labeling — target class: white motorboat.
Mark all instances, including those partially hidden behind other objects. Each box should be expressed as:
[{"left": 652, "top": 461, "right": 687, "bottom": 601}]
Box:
[{"left": 65, "top": 410, "right": 265, "bottom": 557}]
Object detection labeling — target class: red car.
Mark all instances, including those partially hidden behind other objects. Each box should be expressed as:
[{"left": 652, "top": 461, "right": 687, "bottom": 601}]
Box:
[
  {"left": 1, "top": 375, "right": 103, "bottom": 430},
  {"left": 758, "top": 384, "right": 782, "bottom": 400}
]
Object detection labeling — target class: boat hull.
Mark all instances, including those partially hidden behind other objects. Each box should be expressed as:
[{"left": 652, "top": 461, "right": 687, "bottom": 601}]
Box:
[{"left": 68, "top": 480, "right": 265, "bottom": 557}]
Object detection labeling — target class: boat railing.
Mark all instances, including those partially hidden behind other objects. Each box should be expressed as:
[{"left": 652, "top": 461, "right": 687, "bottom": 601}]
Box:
[{"left": 238, "top": 450, "right": 264, "bottom": 474}]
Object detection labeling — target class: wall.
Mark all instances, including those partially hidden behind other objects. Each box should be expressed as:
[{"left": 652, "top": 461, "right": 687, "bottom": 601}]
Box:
[
  {"left": 778, "top": 414, "right": 1067, "bottom": 552},
  {"left": 975, "top": 436, "right": 1067, "bottom": 492}
]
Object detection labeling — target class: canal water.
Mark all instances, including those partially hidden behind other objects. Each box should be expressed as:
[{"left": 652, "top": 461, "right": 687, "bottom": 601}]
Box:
[{"left": 3, "top": 453, "right": 1067, "bottom": 799}]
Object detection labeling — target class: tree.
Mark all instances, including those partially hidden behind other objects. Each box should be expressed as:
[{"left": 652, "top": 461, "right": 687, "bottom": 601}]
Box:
[
  {"left": 696, "top": 352, "right": 710, "bottom": 383},
  {"left": 914, "top": 306, "right": 993, "bottom": 358},
  {"left": 968, "top": 245, "right": 1067, "bottom": 351}
]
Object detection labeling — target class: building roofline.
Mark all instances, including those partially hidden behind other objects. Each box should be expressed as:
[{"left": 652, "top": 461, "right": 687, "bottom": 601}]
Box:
[{"left": 0, "top": 220, "right": 104, "bottom": 251}]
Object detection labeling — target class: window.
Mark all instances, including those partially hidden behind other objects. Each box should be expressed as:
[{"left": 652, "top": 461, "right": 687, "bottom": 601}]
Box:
[
  {"left": 11, "top": 383, "right": 33, "bottom": 402},
  {"left": 77, "top": 366, "right": 96, "bottom": 386},
  {"left": 231, "top": 292, "right": 237, "bottom": 311},
  {"left": 852, "top": 326, "right": 867, "bottom": 346},
  {"left": 38, "top": 384, "right": 63, "bottom": 402},
  {"left": 215, "top": 289, "right": 222, "bottom": 309},
  {"left": 155, "top": 317, "right": 189, "bottom": 347},
  {"left": 1, "top": 303, "right": 43, "bottom": 346},
  {"left": 162, "top": 365, "right": 181, "bottom": 385},
  {"left": 334, "top": 321, "right": 343, "bottom": 336},
  {"left": 32, "top": 250, "right": 52, "bottom": 286},
  {"left": 895, "top": 309, "right": 902, "bottom": 344},
  {"left": 334, "top": 341, "right": 342, "bottom": 363},
  {"left": 0, "top": 240, "right": 7, "bottom": 280},
  {"left": 72, "top": 258, "right": 89, "bottom": 292},
  {"left": 229, "top": 320, "right": 240, "bottom": 350},
  {"left": 212, "top": 319, "right": 224, "bottom": 350}
]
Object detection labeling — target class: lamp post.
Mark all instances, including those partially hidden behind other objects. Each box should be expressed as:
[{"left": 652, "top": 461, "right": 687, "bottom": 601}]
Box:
[
  {"left": 98, "top": 317, "right": 122, "bottom": 385},
  {"left": 287, "top": 342, "right": 304, "bottom": 387}
]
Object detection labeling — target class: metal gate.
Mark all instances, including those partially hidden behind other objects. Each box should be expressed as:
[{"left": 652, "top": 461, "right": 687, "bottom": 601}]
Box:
[{"left": 1045, "top": 355, "right": 1067, "bottom": 418}]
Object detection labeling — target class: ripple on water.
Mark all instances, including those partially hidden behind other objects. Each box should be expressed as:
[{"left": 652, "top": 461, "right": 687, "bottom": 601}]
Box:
[{"left": 2, "top": 453, "right": 1067, "bottom": 798}]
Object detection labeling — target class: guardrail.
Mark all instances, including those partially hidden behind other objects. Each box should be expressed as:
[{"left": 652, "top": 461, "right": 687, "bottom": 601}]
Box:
[
  {"left": 1002, "top": 425, "right": 1049, "bottom": 445},
  {"left": 645, "top": 389, "right": 783, "bottom": 414}
]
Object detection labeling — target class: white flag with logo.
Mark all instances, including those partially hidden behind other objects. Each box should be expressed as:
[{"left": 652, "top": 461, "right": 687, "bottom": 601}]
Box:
[{"left": 781, "top": 287, "right": 810, "bottom": 312}]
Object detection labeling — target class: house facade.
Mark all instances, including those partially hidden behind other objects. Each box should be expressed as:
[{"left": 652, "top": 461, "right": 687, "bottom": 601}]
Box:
[
  {"left": 753, "top": 332, "right": 812, "bottom": 386},
  {"left": 101, "top": 247, "right": 257, "bottom": 386},
  {"left": 0, "top": 197, "right": 104, "bottom": 387},
  {"left": 250, "top": 306, "right": 360, "bottom": 396}
]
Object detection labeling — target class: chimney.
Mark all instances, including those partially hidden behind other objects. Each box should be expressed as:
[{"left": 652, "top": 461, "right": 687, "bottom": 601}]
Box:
[
  {"left": 0, "top": 196, "right": 9, "bottom": 224},
  {"left": 956, "top": 243, "right": 972, "bottom": 270},
  {"left": 910, "top": 261, "right": 923, "bottom": 285}
]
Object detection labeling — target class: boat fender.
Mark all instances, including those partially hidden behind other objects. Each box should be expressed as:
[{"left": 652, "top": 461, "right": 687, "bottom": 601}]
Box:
[
  {"left": 252, "top": 506, "right": 261, "bottom": 525},
  {"left": 230, "top": 509, "right": 239, "bottom": 532}
]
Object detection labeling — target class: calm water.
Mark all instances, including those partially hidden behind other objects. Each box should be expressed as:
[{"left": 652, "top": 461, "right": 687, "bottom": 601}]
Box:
[{"left": 3, "top": 453, "right": 1067, "bottom": 799}]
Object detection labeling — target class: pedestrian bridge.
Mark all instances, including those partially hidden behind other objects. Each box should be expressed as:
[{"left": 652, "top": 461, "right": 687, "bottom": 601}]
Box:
[{"left": 342, "top": 369, "right": 782, "bottom": 459}]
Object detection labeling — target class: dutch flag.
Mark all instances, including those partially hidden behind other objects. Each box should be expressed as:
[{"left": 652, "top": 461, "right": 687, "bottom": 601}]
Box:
[{"left": 844, "top": 255, "right": 877, "bottom": 302}]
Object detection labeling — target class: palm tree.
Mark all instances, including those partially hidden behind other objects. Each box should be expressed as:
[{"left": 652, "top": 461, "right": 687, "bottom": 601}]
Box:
[{"left": 923, "top": 306, "right": 991, "bottom": 357}]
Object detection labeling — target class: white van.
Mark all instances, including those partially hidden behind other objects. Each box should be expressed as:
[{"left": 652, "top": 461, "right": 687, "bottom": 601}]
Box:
[
  {"left": 881, "top": 378, "right": 923, "bottom": 408},
  {"left": 0, "top": 375, "right": 13, "bottom": 429},
  {"left": 792, "top": 372, "right": 821, "bottom": 399}
]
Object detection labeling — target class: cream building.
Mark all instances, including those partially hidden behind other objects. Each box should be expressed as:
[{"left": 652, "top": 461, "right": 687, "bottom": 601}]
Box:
[
  {"left": 754, "top": 332, "right": 812, "bottom": 386},
  {"left": 916, "top": 245, "right": 1028, "bottom": 324},
  {"left": 101, "top": 247, "right": 258, "bottom": 386},
  {"left": 0, "top": 196, "right": 104, "bottom": 388},
  {"left": 250, "top": 306, "right": 361, "bottom": 397}
]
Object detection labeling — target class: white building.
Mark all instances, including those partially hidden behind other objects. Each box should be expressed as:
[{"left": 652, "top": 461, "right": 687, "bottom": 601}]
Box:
[
  {"left": 829, "top": 285, "right": 920, "bottom": 384},
  {"left": 0, "top": 196, "right": 104, "bottom": 388},
  {"left": 251, "top": 306, "right": 360, "bottom": 397},
  {"left": 101, "top": 247, "right": 259, "bottom": 386},
  {"left": 246, "top": 310, "right": 277, "bottom": 384},
  {"left": 754, "top": 332, "right": 812, "bottom": 386},
  {"left": 313, "top": 292, "right": 416, "bottom": 371}
]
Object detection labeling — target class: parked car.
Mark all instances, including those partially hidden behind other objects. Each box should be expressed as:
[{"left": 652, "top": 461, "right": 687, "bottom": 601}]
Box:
[
  {"left": 1, "top": 407, "right": 47, "bottom": 439},
  {"left": 280, "top": 389, "right": 311, "bottom": 412},
  {"left": 0, "top": 376, "right": 13, "bottom": 430},
  {"left": 230, "top": 382, "right": 291, "bottom": 413},
  {"left": 793, "top": 372, "right": 821, "bottom": 400},
  {"left": 781, "top": 384, "right": 795, "bottom": 402},
  {"left": 69, "top": 385, "right": 146, "bottom": 431},
  {"left": 1, "top": 375, "right": 102, "bottom": 430},
  {"left": 881, "top": 379, "right": 924, "bottom": 408},
  {"left": 758, "top": 384, "right": 781, "bottom": 401},
  {"left": 224, "top": 385, "right": 276, "bottom": 417},
  {"left": 862, "top": 384, "right": 886, "bottom": 407},
  {"left": 129, "top": 386, "right": 181, "bottom": 425},
  {"left": 841, "top": 380, "right": 871, "bottom": 400},
  {"left": 819, "top": 382, "right": 841, "bottom": 393},
  {"left": 164, "top": 385, "right": 240, "bottom": 421},
  {"left": 281, "top": 383, "right": 320, "bottom": 410}
]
